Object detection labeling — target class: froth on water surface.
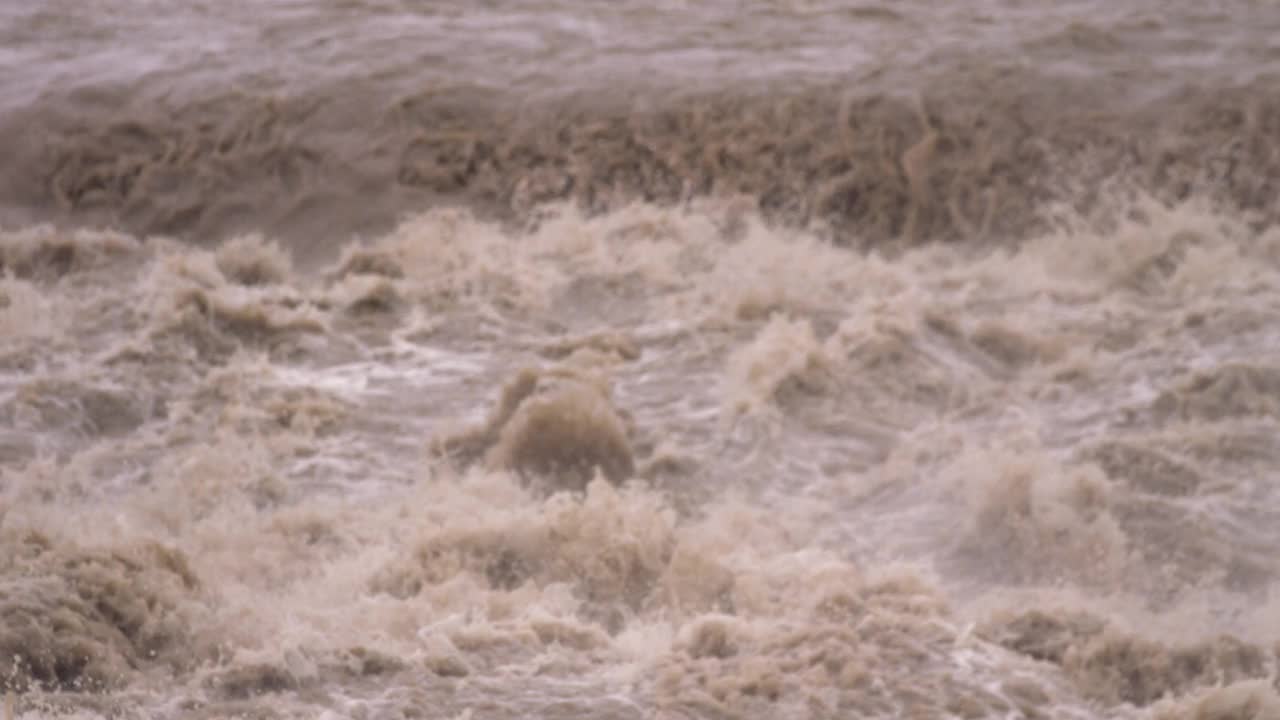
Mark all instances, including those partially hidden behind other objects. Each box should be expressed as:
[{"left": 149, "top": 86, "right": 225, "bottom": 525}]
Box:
[{"left": 2, "top": 193, "right": 1279, "bottom": 717}]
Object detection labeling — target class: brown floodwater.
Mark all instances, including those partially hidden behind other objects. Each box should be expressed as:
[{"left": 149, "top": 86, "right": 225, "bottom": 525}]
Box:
[{"left": 2, "top": 1, "right": 1280, "bottom": 718}]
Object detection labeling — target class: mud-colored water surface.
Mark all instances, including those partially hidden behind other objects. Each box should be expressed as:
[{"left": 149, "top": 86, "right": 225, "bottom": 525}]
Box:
[{"left": 2, "top": 1, "right": 1279, "bottom": 718}]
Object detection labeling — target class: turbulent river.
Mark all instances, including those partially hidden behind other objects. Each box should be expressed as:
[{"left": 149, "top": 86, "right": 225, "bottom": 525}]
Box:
[{"left": 2, "top": 1, "right": 1280, "bottom": 718}]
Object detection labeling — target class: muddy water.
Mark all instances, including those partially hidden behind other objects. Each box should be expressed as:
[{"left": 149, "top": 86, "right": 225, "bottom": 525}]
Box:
[
  {"left": 4, "top": 0, "right": 1280, "bottom": 257},
  {"left": 3, "top": 1, "right": 1280, "bottom": 719}
]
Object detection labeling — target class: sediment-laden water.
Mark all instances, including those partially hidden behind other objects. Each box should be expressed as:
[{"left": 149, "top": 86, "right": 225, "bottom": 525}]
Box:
[{"left": 2, "top": 2, "right": 1279, "bottom": 718}]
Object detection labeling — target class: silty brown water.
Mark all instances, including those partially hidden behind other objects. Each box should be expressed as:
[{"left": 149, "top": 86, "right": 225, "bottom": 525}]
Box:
[{"left": 2, "top": 1, "right": 1280, "bottom": 718}]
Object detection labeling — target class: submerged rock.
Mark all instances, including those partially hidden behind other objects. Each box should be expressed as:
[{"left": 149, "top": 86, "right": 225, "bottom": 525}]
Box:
[{"left": 433, "top": 366, "right": 635, "bottom": 492}]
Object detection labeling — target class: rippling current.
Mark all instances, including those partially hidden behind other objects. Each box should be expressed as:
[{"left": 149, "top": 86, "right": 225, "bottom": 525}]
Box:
[{"left": 2, "top": 2, "right": 1280, "bottom": 719}]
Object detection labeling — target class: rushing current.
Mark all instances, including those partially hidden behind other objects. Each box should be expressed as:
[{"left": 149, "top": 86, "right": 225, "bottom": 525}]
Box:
[{"left": 3, "top": 1, "right": 1280, "bottom": 718}]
